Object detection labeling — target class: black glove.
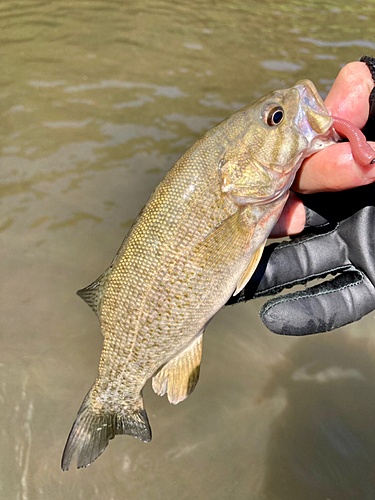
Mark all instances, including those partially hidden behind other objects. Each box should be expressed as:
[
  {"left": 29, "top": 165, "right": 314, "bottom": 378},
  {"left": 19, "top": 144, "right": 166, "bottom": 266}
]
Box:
[{"left": 226, "top": 55, "right": 375, "bottom": 336}]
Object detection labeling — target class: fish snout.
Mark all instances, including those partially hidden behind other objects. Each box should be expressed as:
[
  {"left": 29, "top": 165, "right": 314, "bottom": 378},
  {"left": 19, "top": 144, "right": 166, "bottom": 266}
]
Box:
[{"left": 293, "top": 79, "right": 336, "bottom": 150}]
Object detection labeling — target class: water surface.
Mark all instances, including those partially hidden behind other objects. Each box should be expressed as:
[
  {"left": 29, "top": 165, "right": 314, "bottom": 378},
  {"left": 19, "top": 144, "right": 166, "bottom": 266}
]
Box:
[{"left": 1, "top": 1, "right": 375, "bottom": 498}]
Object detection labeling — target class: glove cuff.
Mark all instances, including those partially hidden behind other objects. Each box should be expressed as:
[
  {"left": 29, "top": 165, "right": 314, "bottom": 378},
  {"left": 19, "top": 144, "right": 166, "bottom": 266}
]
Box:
[{"left": 360, "top": 55, "right": 375, "bottom": 141}]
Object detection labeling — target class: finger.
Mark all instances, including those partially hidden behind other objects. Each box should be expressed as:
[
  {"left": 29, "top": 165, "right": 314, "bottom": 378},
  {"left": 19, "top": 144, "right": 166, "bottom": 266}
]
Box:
[
  {"left": 293, "top": 61, "right": 375, "bottom": 194},
  {"left": 293, "top": 141, "right": 375, "bottom": 193},
  {"left": 227, "top": 227, "right": 348, "bottom": 306},
  {"left": 269, "top": 191, "right": 305, "bottom": 237},
  {"left": 325, "top": 61, "right": 374, "bottom": 127},
  {"left": 256, "top": 229, "right": 347, "bottom": 297},
  {"left": 260, "top": 271, "right": 375, "bottom": 335}
]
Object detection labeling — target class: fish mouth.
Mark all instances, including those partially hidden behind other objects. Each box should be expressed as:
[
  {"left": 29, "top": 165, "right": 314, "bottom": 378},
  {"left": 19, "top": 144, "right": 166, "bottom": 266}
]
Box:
[{"left": 293, "top": 79, "right": 338, "bottom": 154}]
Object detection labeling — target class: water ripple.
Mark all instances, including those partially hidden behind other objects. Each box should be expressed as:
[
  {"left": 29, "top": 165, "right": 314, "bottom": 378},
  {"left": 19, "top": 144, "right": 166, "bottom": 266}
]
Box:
[
  {"left": 300, "top": 37, "right": 375, "bottom": 50},
  {"left": 260, "top": 60, "right": 304, "bottom": 72},
  {"left": 63, "top": 80, "right": 189, "bottom": 99}
]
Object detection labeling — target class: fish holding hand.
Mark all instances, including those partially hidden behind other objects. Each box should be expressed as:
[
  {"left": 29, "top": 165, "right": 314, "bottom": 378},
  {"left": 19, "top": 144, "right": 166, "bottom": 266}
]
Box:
[{"left": 62, "top": 80, "right": 374, "bottom": 470}]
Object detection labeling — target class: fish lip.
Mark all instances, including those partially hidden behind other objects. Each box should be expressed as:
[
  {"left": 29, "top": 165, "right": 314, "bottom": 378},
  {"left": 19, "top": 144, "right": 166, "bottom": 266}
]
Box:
[
  {"left": 294, "top": 80, "right": 328, "bottom": 117},
  {"left": 293, "top": 80, "right": 337, "bottom": 151}
]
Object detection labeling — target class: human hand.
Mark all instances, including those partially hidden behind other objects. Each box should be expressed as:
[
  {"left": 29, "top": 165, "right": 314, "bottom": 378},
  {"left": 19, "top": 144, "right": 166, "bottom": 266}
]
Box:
[
  {"left": 227, "top": 56, "right": 375, "bottom": 335},
  {"left": 271, "top": 58, "right": 375, "bottom": 238}
]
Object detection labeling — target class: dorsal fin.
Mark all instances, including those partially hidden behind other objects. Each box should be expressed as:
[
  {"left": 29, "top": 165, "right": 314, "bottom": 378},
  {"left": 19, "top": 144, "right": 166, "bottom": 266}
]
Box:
[
  {"left": 152, "top": 331, "right": 204, "bottom": 405},
  {"left": 77, "top": 267, "right": 112, "bottom": 318}
]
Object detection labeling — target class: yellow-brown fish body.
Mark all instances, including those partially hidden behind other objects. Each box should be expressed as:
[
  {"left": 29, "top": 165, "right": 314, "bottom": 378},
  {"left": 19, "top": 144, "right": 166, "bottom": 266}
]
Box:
[{"left": 62, "top": 80, "right": 337, "bottom": 470}]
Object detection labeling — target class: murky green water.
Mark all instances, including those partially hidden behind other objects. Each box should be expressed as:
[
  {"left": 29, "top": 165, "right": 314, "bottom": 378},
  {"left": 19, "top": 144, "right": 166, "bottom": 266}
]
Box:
[{"left": 1, "top": 0, "right": 375, "bottom": 498}]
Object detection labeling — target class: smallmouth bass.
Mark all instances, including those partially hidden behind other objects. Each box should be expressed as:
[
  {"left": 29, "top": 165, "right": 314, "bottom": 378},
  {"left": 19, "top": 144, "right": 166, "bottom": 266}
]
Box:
[{"left": 62, "top": 80, "right": 337, "bottom": 470}]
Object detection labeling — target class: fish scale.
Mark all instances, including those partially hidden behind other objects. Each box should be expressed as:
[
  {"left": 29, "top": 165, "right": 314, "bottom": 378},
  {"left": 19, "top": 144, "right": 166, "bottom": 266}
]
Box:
[{"left": 62, "top": 79, "right": 337, "bottom": 470}]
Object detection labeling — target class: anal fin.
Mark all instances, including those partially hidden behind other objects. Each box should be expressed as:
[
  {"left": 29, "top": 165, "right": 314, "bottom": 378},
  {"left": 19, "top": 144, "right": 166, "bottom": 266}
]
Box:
[
  {"left": 233, "top": 241, "right": 266, "bottom": 296},
  {"left": 152, "top": 332, "right": 204, "bottom": 405}
]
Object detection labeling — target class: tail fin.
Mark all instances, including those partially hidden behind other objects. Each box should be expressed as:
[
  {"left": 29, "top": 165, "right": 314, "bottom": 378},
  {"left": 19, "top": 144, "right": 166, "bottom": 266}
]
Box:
[{"left": 61, "top": 390, "right": 151, "bottom": 471}]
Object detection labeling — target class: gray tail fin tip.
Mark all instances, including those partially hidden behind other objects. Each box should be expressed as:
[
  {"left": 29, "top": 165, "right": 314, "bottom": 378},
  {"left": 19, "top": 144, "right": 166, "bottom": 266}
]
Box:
[{"left": 61, "top": 390, "right": 152, "bottom": 471}]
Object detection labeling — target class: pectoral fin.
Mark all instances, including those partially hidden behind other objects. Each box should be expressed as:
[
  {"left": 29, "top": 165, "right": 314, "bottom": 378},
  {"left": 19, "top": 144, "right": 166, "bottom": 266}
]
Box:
[
  {"left": 233, "top": 242, "right": 266, "bottom": 296},
  {"left": 152, "top": 332, "right": 204, "bottom": 405},
  {"left": 192, "top": 211, "right": 256, "bottom": 268}
]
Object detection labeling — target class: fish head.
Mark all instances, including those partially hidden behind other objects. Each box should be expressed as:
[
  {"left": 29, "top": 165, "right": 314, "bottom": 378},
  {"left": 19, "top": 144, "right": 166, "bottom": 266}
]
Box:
[{"left": 221, "top": 80, "right": 337, "bottom": 204}]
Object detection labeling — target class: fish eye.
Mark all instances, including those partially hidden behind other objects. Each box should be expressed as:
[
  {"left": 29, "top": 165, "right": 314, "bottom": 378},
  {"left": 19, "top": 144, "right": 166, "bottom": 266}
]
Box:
[{"left": 263, "top": 105, "right": 284, "bottom": 127}]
